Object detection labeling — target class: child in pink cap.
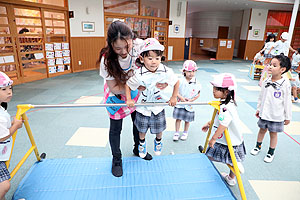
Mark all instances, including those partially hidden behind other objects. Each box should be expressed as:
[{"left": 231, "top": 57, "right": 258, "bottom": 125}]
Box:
[
  {"left": 202, "top": 73, "right": 245, "bottom": 186},
  {"left": 0, "top": 72, "right": 23, "bottom": 199},
  {"left": 173, "top": 60, "right": 201, "bottom": 141}
]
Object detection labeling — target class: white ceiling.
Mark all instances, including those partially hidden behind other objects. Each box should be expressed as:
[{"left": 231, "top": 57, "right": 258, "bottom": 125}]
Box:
[{"left": 187, "top": 0, "right": 295, "bottom": 14}]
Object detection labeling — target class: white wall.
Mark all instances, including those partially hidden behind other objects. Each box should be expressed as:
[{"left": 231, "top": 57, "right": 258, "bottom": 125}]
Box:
[
  {"left": 168, "top": 0, "right": 187, "bottom": 38},
  {"left": 187, "top": 11, "right": 232, "bottom": 38},
  {"left": 248, "top": 9, "right": 268, "bottom": 41},
  {"left": 240, "top": 9, "right": 251, "bottom": 40},
  {"left": 68, "top": 0, "right": 104, "bottom": 37}
]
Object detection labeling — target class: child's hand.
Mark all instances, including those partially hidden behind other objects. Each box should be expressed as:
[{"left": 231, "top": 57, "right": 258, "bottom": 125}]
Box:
[
  {"left": 284, "top": 120, "right": 290, "bottom": 125},
  {"left": 179, "top": 97, "right": 186, "bottom": 102},
  {"left": 168, "top": 96, "right": 177, "bottom": 106},
  {"left": 208, "top": 138, "right": 216, "bottom": 148},
  {"left": 126, "top": 99, "right": 135, "bottom": 107},
  {"left": 12, "top": 117, "right": 23, "bottom": 129},
  {"left": 156, "top": 82, "right": 168, "bottom": 90},
  {"left": 255, "top": 110, "right": 260, "bottom": 118},
  {"left": 137, "top": 85, "right": 146, "bottom": 91},
  {"left": 202, "top": 123, "right": 210, "bottom": 132}
]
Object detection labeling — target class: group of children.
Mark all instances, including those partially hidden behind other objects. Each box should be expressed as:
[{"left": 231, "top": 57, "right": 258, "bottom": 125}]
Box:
[
  {"left": 0, "top": 36, "right": 293, "bottom": 198},
  {"left": 253, "top": 32, "right": 300, "bottom": 103}
]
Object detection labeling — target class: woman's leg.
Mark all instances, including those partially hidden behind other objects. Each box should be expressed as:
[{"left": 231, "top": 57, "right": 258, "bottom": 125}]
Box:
[
  {"left": 131, "top": 111, "right": 140, "bottom": 154},
  {"left": 109, "top": 118, "right": 123, "bottom": 159}
]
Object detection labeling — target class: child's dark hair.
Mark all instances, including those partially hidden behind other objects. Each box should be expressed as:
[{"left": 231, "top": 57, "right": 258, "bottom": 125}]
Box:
[
  {"left": 135, "top": 50, "right": 165, "bottom": 68},
  {"left": 215, "top": 87, "right": 236, "bottom": 106},
  {"left": 266, "top": 33, "right": 276, "bottom": 43},
  {"left": 1, "top": 102, "right": 7, "bottom": 110},
  {"left": 297, "top": 48, "right": 300, "bottom": 53},
  {"left": 97, "top": 21, "right": 134, "bottom": 86},
  {"left": 273, "top": 54, "right": 291, "bottom": 74}
]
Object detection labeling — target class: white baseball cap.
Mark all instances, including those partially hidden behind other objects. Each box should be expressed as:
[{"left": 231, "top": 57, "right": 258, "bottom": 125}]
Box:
[
  {"left": 181, "top": 60, "right": 198, "bottom": 71},
  {"left": 0, "top": 72, "right": 13, "bottom": 87},
  {"left": 210, "top": 73, "right": 236, "bottom": 91},
  {"left": 139, "top": 38, "right": 164, "bottom": 54},
  {"left": 281, "top": 32, "right": 289, "bottom": 40}
]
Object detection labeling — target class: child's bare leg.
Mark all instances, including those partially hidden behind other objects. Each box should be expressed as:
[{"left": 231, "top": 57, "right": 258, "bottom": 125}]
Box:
[
  {"left": 229, "top": 170, "right": 235, "bottom": 179},
  {"left": 269, "top": 132, "right": 278, "bottom": 149},
  {"left": 292, "top": 86, "right": 297, "bottom": 98},
  {"left": 156, "top": 132, "right": 162, "bottom": 140},
  {"left": 257, "top": 128, "right": 267, "bottom": 143},
  {"left": 0, "top": 180, "right": 10, "bottom": 200},
  {"left": 175, "top": 119, "right": 181, "bottom": 132},
  {"left": 184, "top": 121, "right": 190, "bottom": 132},
  {"left": 139, "top": 132, "right": 146, "bottom": 140}
]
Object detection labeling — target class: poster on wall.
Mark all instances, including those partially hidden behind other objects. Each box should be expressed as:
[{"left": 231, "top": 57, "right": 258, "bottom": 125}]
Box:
[
  {"left": 49, "top": 66, "right": 56, "bottom": 74},
  {"left": 220, "top": 40, "right": 226, "bottom": 47},
  {"left": 46, "top": 51, "right": 54, "bottom": 59},
  {"left": 63, "top": 57, "right": 70, "bottom": 64},
  {"left": 57, "top": 65, "right": 64, "bottom": 72},
  {"left": 47, "top": 58, "right": 55, "bottom": 66},
  {"left": 56, "top": 58, "right": 63, "bottom": 65},
  {"left": 54, "top": 43, "right": 62, "bottom": 50},
  {"left": 45, "top": 43, "right": 53, "bottom": 51},
  {"left": 62, "top": 43, "right": 69, "bottom": 50},
  {"left": 55, "top": 51, "right": 63, "bottom": 58},
  {"left": 62, "top": 50, "right": 70, "bottom": 57},
  {"left": 227, "top": 41, "right": 232, "bottom": 48}
]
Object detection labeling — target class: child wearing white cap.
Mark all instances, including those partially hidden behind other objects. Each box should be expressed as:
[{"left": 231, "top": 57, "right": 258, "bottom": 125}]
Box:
[
  {"left": 173, "top": 60, "right": 201, "bottom": 141},
  {"left": 125, "top": 38, "right": 179, "bottom": 159},
  {"left": 268, "top": 32, "right": 295, "bottom": 57},
  {"left": 202, "top": 73, "right": 245, "bottom": 186},
  {"left": 0, "top": 72, "right": 23, "bottom": 199}
]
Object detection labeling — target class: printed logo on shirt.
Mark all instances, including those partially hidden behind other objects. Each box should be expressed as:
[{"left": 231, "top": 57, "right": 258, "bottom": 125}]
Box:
[
  {"left": 218, "top": 133, "right": 223, "bottom": 139},
  {"left": 274, "top": 91, "right": 281, "bottom": 98},
  {"left": 2, "top": 146, "right": 7, "bottom": 155},
  {"left": 219, "top": 114, "right": 224, "bottom": 121}
]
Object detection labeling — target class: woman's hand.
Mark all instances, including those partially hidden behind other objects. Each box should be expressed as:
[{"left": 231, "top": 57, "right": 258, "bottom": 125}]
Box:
[
  {"left": 156, "top": 82, "right": 168, "bottom": 90},
  {"left": 126, "top": 99, "right": 135, "bottom": 107}
]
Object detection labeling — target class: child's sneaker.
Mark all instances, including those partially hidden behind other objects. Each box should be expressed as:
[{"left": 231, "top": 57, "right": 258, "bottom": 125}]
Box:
[
  {"left": 154, "top": 139, "right": 162, "bottom": 156},
  {"left": 264, "top": 153, "right": 274, "bottom": 163},
  {"left": 250, "top": 147, "right": 261, "bottom": 155},
  {"left": 221, "top": 172, "right": 236, "bottom": 186},
  {"left": 173, "top": 133, "right": 180, "bottom": 141},
  {"left": 180, "top": 132, "right": 188, "bottom": 140},
  {"left": 138, "top": 142, "right": 147, "bottom": 158}
]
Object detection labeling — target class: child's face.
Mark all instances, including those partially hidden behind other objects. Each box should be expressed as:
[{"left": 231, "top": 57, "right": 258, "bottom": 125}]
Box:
[
  {"left": 0, "top": 85, "right": 12, "bottom": 103},
  {"left": 270, "top": 38, "right": 274, "bottom": 42},
  {"left": 185, "top": 70, "right": 196, "bottom": 79},
  {"left": 112, "top": 38, "right": 133, "bottom": 59},
  {"left": 268, "top": 58, "right": 286, "bottom": 77},
  {"left": 141, "top": 50, "right": 162, "bottom": 72},
  {"left": 213, "top": 86, "right": 227, "bottom": 99}
]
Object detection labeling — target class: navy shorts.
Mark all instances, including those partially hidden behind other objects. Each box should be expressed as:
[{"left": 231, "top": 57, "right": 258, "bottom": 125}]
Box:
[
  {"left": 135, "top": 110, "right": 166, "bottom": 134},
  {"left": 257, "top": 118, "right": 284, "bottom": 132}
]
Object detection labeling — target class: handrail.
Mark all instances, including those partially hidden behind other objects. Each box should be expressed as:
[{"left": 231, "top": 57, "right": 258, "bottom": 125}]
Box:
[{"left": 6, "top": 101, "right": 246, "bottom": 200}]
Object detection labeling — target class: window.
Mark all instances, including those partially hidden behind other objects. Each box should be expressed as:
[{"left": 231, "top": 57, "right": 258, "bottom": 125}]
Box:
[{"left": 104, "top": 0, "right": 138, "bottom": 15}]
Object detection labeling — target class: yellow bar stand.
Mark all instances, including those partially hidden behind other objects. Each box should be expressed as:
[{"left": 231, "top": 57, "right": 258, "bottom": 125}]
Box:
[{"left": 201, "top": 101, "right": 247, "bottom": 200}]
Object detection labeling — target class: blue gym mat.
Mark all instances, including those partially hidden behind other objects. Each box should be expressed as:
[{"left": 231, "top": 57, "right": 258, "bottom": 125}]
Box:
[{"left": 13, "top": 154, "right": 236, "bottom": 200}]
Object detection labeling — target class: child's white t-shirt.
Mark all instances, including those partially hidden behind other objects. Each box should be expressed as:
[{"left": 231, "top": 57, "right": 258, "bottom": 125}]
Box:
[
  {"left": 175, "top": 76, "right": 201, "bottom": 112},
  {"left": 254, "top": 52, "right": 265, "bottom": 63},
  {"left": 212, "top": 101, "right": 244, "bottom": 146},
  {"left": 292, "top": 52, "right": 300, "bottom": 66},
  {"left": 272, "top": 40, "right": 289, "bottom": 56},
  {"left": 0, "top": 106, "right": 12, "bottom": 161},
  {"left": 264, "top": 41, "right": 275, "bottom": 54},
  {"left": 127, "top": 63, "right": 178, "bottom": 116}
]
